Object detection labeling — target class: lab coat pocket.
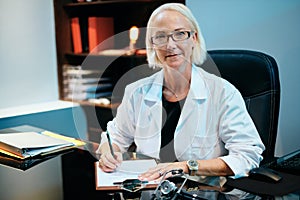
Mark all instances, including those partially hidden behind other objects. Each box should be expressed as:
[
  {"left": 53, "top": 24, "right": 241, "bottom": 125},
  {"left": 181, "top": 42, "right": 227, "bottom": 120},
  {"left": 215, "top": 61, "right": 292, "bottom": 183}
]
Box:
[{"left": 191, "top": 135, "right": 219, "bottom": 159}]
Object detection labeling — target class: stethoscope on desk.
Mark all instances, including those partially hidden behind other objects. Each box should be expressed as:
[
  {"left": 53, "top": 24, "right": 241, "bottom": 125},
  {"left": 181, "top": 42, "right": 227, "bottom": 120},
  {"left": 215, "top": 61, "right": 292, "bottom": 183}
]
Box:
[{"left": 151, "top": 169, "right": 206, "bottom": 200}]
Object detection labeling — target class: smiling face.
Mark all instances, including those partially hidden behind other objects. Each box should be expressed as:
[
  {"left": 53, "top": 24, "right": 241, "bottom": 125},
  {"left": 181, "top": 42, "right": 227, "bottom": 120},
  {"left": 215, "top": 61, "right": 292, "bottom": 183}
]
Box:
[{"left": 150, "top": 10, "right": 196, "bottom": 70}]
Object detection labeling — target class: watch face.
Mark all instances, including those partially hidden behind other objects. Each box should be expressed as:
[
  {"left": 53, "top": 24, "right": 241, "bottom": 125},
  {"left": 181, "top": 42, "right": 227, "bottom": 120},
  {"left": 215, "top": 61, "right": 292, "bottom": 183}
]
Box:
[{"left": 188, "top": 160, "right": 198, "bottom": 167}]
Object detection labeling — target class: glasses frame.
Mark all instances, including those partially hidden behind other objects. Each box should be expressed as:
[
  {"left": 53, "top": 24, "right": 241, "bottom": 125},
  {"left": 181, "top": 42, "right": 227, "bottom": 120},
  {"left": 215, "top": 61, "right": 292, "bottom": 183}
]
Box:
[{"left": 151, "top": 30, "right": 194, "bottom": 46}]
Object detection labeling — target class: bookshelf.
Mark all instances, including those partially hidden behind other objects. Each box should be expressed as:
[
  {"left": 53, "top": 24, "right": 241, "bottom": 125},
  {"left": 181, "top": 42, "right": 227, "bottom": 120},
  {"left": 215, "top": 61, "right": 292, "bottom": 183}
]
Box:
[{"left": 53, "top": 0, "right": 185, "bottom": 142}]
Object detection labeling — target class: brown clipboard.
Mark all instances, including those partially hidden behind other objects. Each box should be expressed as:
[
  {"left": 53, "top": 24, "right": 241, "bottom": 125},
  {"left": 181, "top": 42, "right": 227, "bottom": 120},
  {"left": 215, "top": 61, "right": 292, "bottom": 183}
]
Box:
[{"left": 95, "top": 160, "right": 158, "bottom": 191}]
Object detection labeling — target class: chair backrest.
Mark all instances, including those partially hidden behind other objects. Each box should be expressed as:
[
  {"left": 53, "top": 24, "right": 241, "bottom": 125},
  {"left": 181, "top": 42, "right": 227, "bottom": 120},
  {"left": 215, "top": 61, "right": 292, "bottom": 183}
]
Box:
[{"left": 202, "top": 50, "right": 280, "bottom": 160}]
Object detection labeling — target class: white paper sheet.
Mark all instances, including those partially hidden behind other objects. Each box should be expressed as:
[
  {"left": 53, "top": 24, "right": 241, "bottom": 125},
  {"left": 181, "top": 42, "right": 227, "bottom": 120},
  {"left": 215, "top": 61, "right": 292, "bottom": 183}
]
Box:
[{"left": 96, "top": 159, "right": 157, "bottom": 187}]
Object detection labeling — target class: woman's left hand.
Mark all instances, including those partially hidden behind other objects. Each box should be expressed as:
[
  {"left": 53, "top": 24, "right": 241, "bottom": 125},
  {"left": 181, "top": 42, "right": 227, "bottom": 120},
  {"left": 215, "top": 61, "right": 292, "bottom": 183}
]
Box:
[{"left": 138, "top": 162, "right": 188, "bottom": 181}]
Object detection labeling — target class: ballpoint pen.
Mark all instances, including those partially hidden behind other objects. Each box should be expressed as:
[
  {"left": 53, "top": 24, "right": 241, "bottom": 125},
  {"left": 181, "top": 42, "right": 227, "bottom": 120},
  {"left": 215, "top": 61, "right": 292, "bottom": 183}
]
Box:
[{"left": 106, "top": 131, "right": 115, "bottom": 157}]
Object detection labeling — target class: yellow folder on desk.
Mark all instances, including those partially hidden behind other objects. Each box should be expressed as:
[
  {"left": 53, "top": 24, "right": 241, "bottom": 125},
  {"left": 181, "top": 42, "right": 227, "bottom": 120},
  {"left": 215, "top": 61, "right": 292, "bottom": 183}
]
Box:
[{"left": 0, "top": 131, "right": 85, "bottom": 159}]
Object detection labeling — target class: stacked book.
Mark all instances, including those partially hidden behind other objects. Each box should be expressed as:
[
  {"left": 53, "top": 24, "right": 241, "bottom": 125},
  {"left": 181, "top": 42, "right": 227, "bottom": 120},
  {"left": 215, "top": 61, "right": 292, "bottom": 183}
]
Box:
[
  {"left": 70, "top": 16, "right": 114, "bottom": 54},
  {"left": 63, "top": 64, "right": 113, "bottom": 101}
]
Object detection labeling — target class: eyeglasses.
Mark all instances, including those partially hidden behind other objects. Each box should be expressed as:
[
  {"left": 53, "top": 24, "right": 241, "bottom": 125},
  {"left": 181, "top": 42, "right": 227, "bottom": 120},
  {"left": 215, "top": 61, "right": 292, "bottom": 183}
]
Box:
[{"left": 151, "top": 30, "right": 194, "bottom": 46}]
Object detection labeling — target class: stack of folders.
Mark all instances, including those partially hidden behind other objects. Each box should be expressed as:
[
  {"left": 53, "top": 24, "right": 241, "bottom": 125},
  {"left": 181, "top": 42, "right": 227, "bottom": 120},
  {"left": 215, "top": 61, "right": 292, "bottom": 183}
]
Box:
[
  {"left": 63, "top": 64, "right": 113, "bottom": 101},
  {"left": 0, "top": 131, "right": 85, "bottom": 160}
]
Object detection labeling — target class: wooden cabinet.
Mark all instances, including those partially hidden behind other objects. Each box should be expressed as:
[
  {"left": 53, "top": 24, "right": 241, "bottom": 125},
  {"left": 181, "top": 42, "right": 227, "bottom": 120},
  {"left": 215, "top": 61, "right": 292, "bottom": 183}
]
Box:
[{"left": 53, "top": 0, "right": 185, "bottom": 142}]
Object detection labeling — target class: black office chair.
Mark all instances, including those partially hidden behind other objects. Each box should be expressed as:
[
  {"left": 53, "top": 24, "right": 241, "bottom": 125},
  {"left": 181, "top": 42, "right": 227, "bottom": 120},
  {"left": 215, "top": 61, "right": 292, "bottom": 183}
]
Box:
[{"left": 203, "top": 50, "right": 280, "bottom": 161}]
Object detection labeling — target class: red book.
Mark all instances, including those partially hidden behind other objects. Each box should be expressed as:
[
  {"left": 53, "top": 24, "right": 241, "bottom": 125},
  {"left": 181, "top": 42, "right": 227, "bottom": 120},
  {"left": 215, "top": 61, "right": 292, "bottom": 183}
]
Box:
[
  {"left": 88, "top": 17, "right": 114, "bottom": 53},
  {"left": 70, "top": 17, "right": 82, "bottom": 53}
]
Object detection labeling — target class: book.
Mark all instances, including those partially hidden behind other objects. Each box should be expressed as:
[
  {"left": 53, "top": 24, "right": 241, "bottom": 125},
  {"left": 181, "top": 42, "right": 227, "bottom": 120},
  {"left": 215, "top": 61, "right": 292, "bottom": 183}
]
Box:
[
  {"left": 0, "top": 131, "right": 85, "bottom": 160},
  {"left": 88, "top": 17, "right": 114, "bottom": 53},
  {"left": 95, "top": 159, "right": 158, "bottom": 191},
  {"left": 66, "top": 82, "right": 112, "bottom": 92},
  {"left": 64, "top": 78, "right": 101, "bottom": 84},
  {"left": 80, "top": 17, "right": 89, "bottom": 53},
  {"left": 66, "top": 91, "right": 112, "bottom": 100},
  {"left": 63, "top": 64, "right": 103, "bottom": 79},
  {"left": 63, "top": 67, "right": 101, "bottom": 76},
  {"left": 70, "top": 17, "right": 82, "bottom": 53}
]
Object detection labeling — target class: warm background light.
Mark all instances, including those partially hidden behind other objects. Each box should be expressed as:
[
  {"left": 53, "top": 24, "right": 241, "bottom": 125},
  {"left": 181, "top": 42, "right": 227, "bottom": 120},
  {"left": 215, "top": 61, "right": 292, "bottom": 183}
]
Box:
[{"left": 129, "top": 26, "right": 139, "bottom": 42}]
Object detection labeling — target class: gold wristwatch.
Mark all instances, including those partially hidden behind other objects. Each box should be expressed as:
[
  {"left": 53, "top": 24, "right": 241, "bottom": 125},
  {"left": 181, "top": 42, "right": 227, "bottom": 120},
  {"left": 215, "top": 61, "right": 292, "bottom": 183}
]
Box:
[{"left": 187, "top": 160, "right": 198, "bottom": 176}]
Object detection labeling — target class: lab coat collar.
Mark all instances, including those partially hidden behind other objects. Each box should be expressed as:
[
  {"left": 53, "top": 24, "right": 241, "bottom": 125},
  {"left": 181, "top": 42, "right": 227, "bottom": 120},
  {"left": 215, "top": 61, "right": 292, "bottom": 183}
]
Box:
[
  {"left": 144, "top": 69, "right": 164, "bottom": 102},
  {"left": 144, "top": 65, "right": 208, "bottom": 102}
]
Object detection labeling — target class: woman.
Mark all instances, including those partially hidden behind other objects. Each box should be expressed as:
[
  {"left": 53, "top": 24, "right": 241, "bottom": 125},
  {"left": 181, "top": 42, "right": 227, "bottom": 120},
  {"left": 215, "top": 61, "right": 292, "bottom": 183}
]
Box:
[{"left": 97, "top": 3, "right": 265, "bottom": 180}]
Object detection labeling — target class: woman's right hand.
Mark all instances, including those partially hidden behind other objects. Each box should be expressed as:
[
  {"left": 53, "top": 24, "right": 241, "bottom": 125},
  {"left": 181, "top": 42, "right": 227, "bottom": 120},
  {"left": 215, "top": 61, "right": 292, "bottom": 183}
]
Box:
[{"left": 98, "top": 142, "right": 123, "bottom": 172}]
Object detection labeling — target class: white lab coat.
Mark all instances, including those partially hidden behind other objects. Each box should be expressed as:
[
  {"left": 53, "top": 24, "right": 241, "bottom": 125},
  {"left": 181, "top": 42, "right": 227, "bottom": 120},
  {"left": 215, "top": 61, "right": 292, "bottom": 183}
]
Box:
[{"left": 102, "top": 65, "right": 265, "bottom": 178}]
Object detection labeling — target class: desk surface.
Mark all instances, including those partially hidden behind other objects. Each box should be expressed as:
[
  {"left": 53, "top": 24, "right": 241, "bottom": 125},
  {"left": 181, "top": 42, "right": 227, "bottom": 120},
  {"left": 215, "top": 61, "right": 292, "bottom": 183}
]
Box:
[
  {"left": 0, "top": 125, "right": 300, "bottom": 200},
  {"left": 1, "top": 142, "right": 300, "bottom": 200}
]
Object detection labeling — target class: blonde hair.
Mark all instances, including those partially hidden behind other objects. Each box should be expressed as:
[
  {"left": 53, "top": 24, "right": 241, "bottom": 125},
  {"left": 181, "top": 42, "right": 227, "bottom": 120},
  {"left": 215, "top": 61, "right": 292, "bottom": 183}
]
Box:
[{"left": 146, "top": 3, "right": 207, "bottom": 68}]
